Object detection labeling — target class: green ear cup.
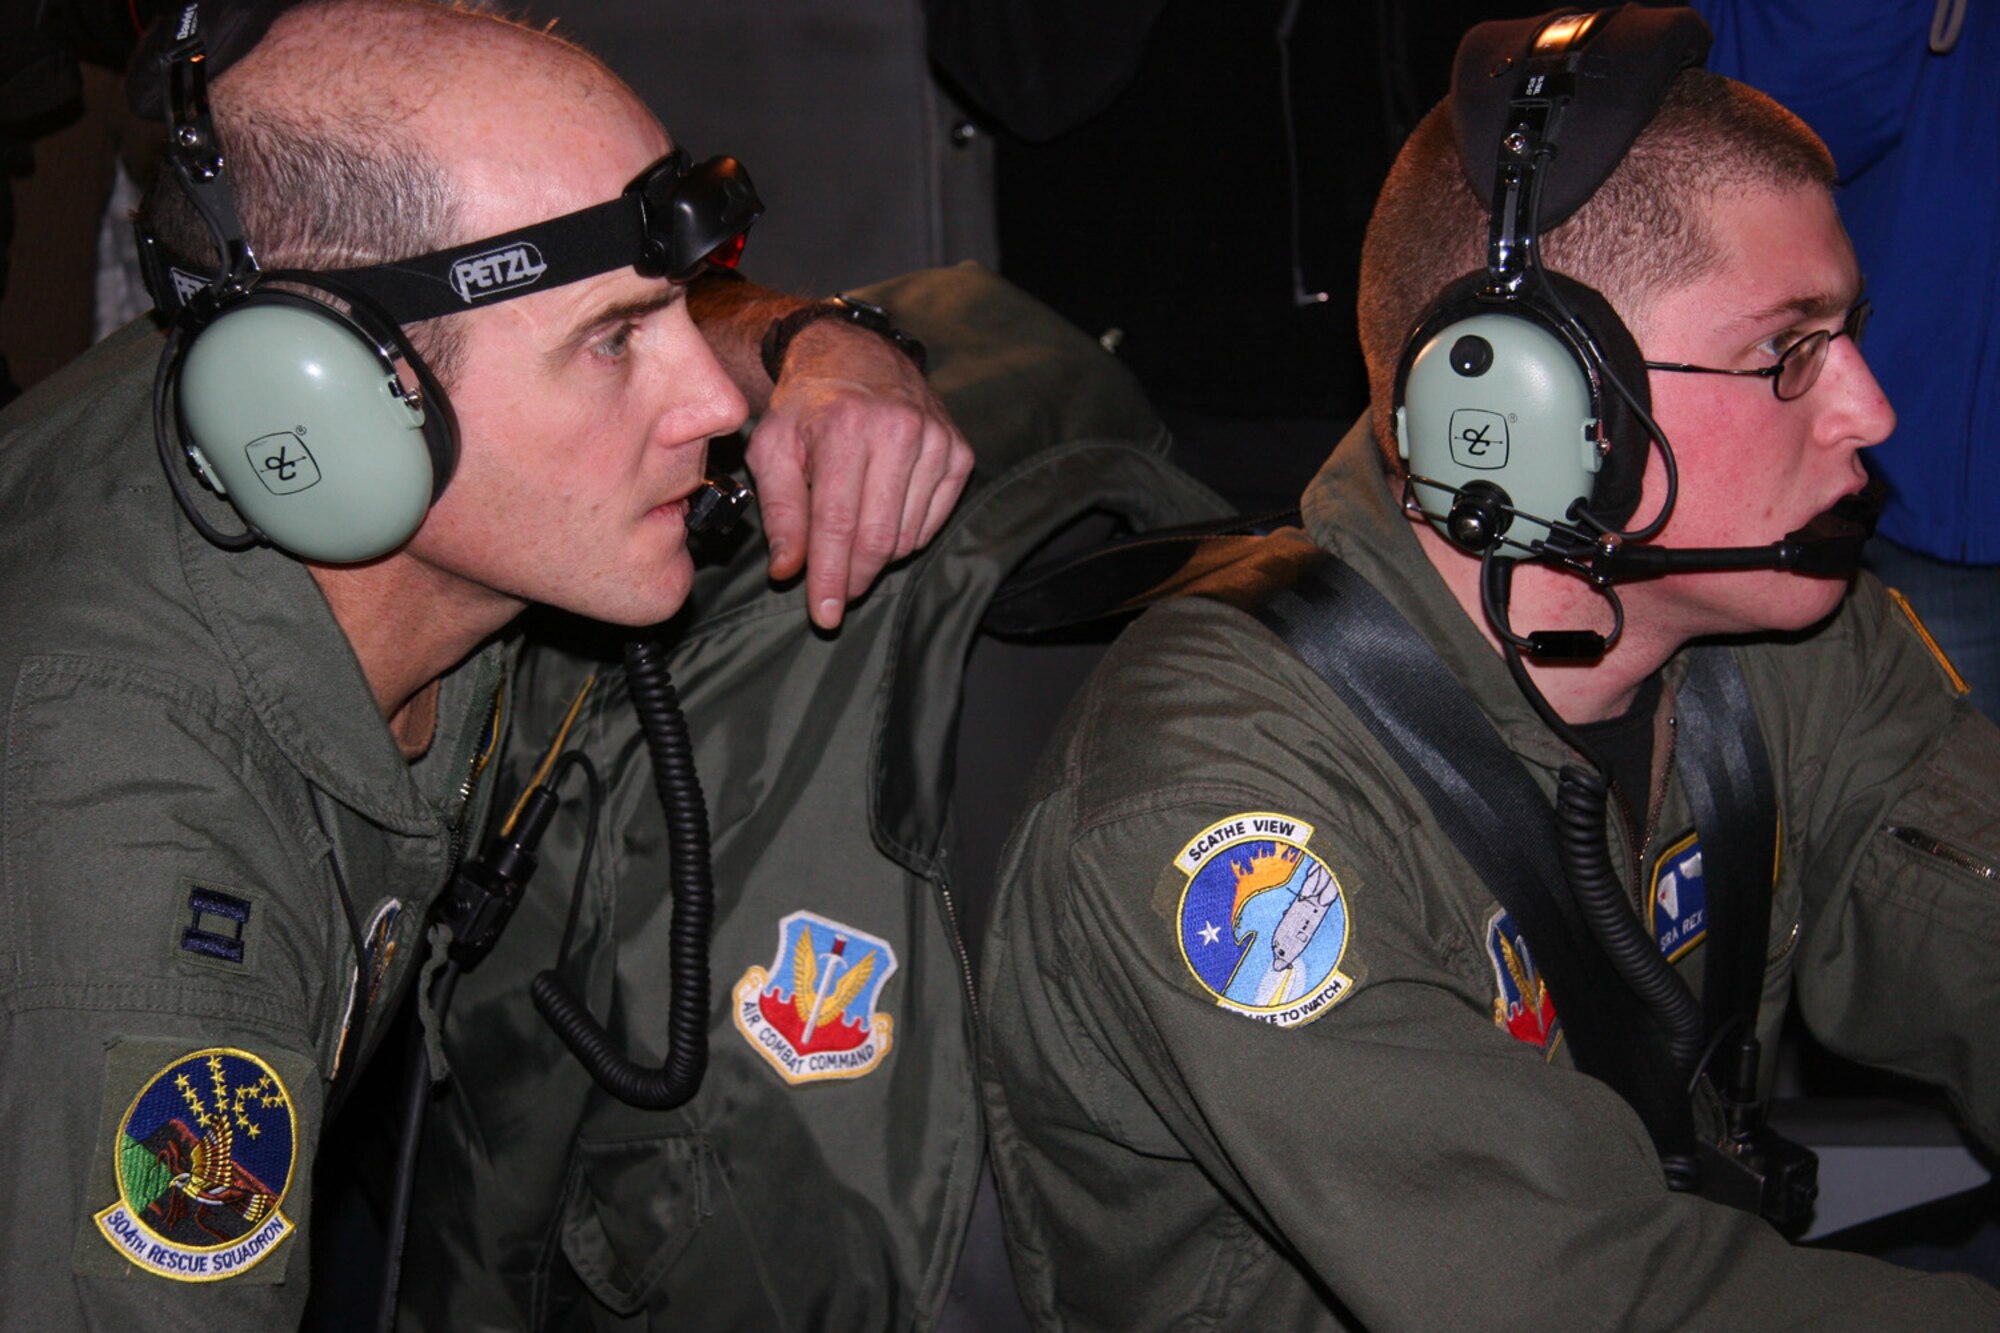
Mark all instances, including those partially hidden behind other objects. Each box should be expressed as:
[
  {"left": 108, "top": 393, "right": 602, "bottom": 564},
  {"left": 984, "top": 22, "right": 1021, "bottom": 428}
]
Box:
[
  {"left": 1396, "top": 311, "right": 1603, "bottom": 544},
  {"left": 177, "top": 298, "right": 438, "bottom": 563}
]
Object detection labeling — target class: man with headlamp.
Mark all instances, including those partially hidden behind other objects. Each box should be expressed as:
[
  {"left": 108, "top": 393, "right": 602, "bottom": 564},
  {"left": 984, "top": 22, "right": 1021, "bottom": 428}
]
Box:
[
  {"left": 980, "top": 6, "right": 2000, "bottom": 1326},
  {"left": 0, "top": 0, "right": 968, "bottom": 1321}
]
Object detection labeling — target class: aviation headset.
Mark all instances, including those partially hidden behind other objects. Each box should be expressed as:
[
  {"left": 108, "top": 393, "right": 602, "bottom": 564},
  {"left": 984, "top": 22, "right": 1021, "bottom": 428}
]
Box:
[
  {"left": 137, "top": 1, "right": 764, "bottom": 564},
  {"left": 1392, "top": 5, "right": 1711, "bottom": 562}
]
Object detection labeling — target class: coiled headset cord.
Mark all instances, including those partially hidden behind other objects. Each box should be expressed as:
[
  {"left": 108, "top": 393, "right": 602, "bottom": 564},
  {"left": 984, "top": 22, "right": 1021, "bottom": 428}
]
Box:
[
  {"left": 1488, "top": 555, "right": 1706, "bottom": 1189},
  {"left": 374, "top": 641, "right": 715, "bottom": 1331},
  {"left": 531, "top": 640, "right": 713, "bottom": 1108}
]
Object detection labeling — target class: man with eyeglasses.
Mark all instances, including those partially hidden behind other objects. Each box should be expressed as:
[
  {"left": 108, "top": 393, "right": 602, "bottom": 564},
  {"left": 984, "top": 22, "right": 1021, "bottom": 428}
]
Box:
[
  {"left": 0, "top": 0, "right": 974, "bottom": 1322},
  {"left": 980, "top": 7, "right": 2000, "bottom": 1327},
  {"left": 1644, "top": 299, "right": 1870, "bottom": 403},
  {"left": 1694, "top": 0, "right": 2000, "bottom": 725}
]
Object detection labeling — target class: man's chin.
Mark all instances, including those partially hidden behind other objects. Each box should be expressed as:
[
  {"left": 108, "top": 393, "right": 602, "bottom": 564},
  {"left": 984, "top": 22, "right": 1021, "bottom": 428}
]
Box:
[
  {"left": 562, "top": 553, "right": 695, "bottom": 631},
  {"left": 1744, "top": 570, "right": 1853, "bottom": 635}
]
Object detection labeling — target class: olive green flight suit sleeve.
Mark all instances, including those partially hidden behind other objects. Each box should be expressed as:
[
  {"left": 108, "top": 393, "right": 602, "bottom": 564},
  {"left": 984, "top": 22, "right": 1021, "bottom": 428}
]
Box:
[
  {"left": 1753, "top": 574, "right": 2000, "bottom": 1148},
  {"left": 981, "top": 598, "right": 2000, "bottom": 1331},
  {"left": 2, "top": 664, "right": 333, "bottom": 1327}
]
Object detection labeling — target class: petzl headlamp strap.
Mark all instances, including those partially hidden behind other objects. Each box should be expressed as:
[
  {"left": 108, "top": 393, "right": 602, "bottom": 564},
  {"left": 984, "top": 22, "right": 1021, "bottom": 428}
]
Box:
[
  {"left": 322, "top": 201, "right": 648, "bottom": 322},
  {"left": 321, "top": 152, "right": 763, "bottom": 323}
]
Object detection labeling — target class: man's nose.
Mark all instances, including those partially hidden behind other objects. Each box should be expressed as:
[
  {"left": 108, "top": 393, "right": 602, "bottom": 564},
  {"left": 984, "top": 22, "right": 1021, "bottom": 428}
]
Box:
[
  {"left": 1821, "top": 337, "right": 1896, "bottom": 450},
  {"left": 677, "top": 343, "right": 751, "bottom": 444}
]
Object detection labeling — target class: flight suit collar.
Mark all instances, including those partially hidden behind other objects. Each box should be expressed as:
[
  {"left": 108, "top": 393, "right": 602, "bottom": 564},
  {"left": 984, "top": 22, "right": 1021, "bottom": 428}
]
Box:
[{"left": 175, "top": 513, "right": 506, "bottom": 836}]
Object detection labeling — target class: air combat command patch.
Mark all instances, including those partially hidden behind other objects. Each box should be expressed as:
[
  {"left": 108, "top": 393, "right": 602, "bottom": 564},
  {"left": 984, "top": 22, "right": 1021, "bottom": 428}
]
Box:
[
  {"left": 1174, "top": 812, "right": 1355, "bottom": 1027},
  {"left": 733, "top": 911, "right": 897, "bottom": 1084},
  {"left": 1487, "top": 908, "right": 1562, "bottom": 1056},
  {"left": 94, "top": 1048, "right": 297, "bottom": 1281}
]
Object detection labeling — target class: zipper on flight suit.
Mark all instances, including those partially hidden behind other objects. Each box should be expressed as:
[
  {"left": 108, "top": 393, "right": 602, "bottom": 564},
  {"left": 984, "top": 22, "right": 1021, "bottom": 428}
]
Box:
[
  {"left": 444, "top": 681, "right": 506, "bottom": 876},
  {"left": 1611, "top": 713, "right": 1678, "bottom": 916},
  {"left": 1767, "top": 917, "right": 1802, "bottom": 963},
  {"left": 1884, "top": 825, "right": 2000, "bottom": 882},
  {"left": 936, "top": 878, "right": 981, "bottom": 1019},
  {"left": 1755, "top": 822, "right": 1997, "bottom": 975},
  {"left": 329, "top": 681, "right": 504, "bottom": 1092}
]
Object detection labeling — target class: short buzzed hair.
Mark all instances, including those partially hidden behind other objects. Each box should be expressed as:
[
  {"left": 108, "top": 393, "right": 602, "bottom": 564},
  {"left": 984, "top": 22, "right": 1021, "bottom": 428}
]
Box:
[{"left": 1357, "top": 69, "right": 1836, "bottom": 460}]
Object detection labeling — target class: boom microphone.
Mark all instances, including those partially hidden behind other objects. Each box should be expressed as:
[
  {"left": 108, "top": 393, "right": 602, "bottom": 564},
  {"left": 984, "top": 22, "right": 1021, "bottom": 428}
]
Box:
[{"left": 1579, "top": 482, "right": 1885, "bottom": 581}]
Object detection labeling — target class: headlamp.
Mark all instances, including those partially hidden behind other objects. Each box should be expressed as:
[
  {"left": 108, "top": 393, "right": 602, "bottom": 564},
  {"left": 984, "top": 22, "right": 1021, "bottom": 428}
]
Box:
[
  {"left": 323, "top": 148, "right": 761, "bottom": 320},
  {"left": 141, "top": 147, "right": 764, "bottom": 321}
]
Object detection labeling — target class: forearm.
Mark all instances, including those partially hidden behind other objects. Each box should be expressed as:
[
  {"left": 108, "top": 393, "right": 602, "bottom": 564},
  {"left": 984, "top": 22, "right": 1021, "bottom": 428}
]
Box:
[
  {"left": 682, "top": 265, "right": 970, "bottom": 627},
  {"left": 686, "top": 269, "right": 795, "bottom": 412}
]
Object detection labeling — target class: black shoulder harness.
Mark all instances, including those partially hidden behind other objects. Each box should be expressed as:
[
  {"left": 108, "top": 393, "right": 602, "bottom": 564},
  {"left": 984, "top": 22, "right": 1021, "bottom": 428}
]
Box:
[
  {"left": 1253, "top": 553, "right": 1778, "bottom": 1149},
  {"left": 986, "top": 519, "right": 1809, "bottom": 1222}
]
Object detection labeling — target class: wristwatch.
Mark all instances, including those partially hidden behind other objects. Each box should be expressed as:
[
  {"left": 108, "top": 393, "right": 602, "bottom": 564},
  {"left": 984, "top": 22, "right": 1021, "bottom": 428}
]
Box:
[{"left": 759, "top": 295, "right": 928, "bottom": 382}]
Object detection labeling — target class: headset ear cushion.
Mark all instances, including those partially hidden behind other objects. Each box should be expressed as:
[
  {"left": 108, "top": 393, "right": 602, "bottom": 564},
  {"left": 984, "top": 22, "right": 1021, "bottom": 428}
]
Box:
[
  {"left": 1395, "top": 270, "right": 1652, "bottom": 531},
  {"left": 1535, "top": 271, "right": 1651, "bottom": 530},
  {"left": 176, "top": 290, "right": 446, "bottom": 562}
]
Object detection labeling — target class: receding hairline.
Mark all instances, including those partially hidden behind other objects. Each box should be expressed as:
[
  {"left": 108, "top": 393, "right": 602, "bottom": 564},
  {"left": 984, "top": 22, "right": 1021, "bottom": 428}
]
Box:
[
  {"left": 218, "top": 0, "right": 637, "bottom": 134},
  {"left": 161, "top": 0, "right": 649, "bottom": 384}
]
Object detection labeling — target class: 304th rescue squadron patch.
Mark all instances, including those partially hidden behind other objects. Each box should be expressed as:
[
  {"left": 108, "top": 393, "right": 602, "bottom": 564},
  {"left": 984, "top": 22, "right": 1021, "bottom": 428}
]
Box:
[
  {"left": 1175, "top": 812, "right": 1355, "bottom": 1027},
  {"left": 733, "top": 911, "right": 897, "bottom": 1084},
  {"left": 94, "top": 1048, "right": 297, "bottom": 1281}
]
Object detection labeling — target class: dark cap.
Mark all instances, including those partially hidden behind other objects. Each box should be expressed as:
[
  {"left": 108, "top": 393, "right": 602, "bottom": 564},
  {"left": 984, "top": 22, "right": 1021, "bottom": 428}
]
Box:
[{"left": 1452, "top": 5, "right": 1711, "bottom": 230}]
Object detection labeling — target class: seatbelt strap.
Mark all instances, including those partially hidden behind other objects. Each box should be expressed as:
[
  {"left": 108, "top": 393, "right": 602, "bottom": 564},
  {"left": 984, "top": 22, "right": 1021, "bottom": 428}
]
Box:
[
  {"left": 1674, "top": 651, "right": 1780, "bottom": 1040},
  {"left": 983, "top": 509, "right": 1301, "bottom": 636},
  {"left": 1249, "top": 553, "right": 1776, "bottom": 1164}
]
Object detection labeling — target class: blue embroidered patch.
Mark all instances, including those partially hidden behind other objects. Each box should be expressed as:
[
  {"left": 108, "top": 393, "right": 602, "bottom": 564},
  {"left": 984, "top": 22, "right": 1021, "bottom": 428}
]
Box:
[
  {"left": 332, "top": 898, "right": 404, "bottom": 1080},
  {"left": 732, "top": 911, "right": 898, "bottom": 1084},
  {"left": 1648, "top": 833, "right": 1709, "bottom": 962},
  {"left": 1174, "top": 812, "right": 1355, "bottom": 1028},
  {"left": 94, "top": 1049, "right": 297, "bottom": 1281}
]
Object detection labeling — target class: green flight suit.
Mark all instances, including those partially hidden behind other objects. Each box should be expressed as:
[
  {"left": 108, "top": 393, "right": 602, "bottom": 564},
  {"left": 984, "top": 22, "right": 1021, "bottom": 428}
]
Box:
[
  {"left": 981, "top": 418, "right": 2000, "bottom": 1330},
  {"left": 397, "top": 264, "right": 1232, "bottom": 1331},
  {"left": 0, "top": 322, "right": 508, "bottom": 1326}
]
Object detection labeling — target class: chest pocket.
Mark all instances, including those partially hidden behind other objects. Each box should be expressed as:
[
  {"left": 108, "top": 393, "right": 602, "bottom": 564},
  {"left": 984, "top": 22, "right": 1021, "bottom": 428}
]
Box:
[{"left": 553, "top": 1133, "right": 759, "bottom": 1323}]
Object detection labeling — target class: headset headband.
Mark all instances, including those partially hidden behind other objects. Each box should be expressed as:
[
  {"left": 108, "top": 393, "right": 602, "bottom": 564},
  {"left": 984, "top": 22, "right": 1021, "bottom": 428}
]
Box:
[
  {"left": 145, "top": 8, "right": 259, "bottom": 312},
  {"left": 320, "top": 152, "right": 762, "bottom": 320},
  {"left": 1452, "top": 5, "right": 1711, "bottom": 240},
  {"left": 1477, "top": 12, "right": 1602, "bottom": 295}
]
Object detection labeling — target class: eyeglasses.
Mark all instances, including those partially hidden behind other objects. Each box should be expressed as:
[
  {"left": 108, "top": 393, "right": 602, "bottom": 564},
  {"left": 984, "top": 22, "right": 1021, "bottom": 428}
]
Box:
[{"left": 1643, "top": 299, "right": 1871, "bottom": 402}]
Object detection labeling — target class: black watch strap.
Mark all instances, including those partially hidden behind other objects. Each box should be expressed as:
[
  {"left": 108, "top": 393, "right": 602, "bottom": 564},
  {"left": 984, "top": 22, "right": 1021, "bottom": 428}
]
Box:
[{"left": 759, "top": 295, "right": 928, "bottom": 381}]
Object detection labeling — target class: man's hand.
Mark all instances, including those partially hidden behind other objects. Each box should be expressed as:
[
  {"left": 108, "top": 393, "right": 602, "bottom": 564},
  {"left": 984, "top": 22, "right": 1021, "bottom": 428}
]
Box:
[{"left": 746, "top": 320, "right": 972, "bottom": 629}]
